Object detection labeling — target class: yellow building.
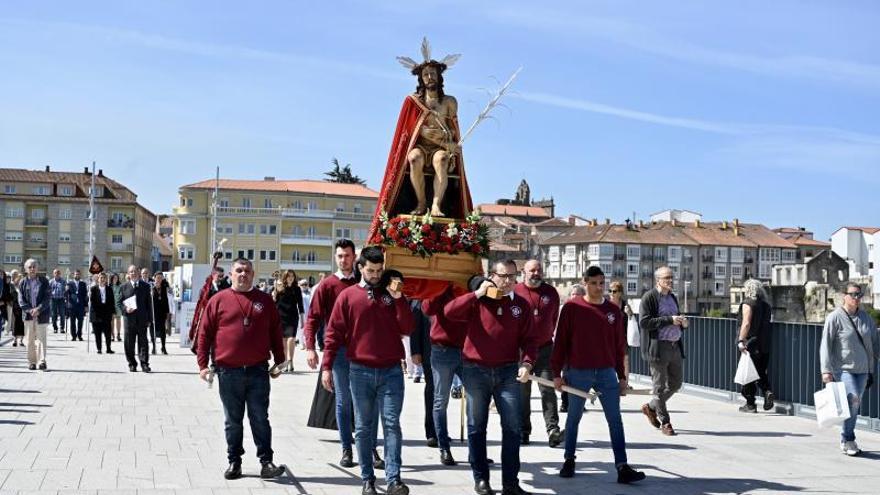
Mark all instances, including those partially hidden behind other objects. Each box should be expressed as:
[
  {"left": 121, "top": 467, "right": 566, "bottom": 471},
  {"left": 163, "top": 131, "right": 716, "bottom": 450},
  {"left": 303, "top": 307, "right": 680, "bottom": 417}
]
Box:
[
  {"left": 172, "top": 177, "right": 378, "bottom": 284},
  {"left": 1, "top": 166, "right": 157, "bottom": 275}
]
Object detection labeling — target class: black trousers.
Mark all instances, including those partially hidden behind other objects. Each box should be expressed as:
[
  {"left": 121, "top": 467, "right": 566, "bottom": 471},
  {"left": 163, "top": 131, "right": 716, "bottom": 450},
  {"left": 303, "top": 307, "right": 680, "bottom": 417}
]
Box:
[
  {"left": 741, "top": 351, "right": 772, "bottom": 404},
  {"left": 93, "top": 321, "right": 112, "bottom": 351},
  {"left": 520, "top": 342, "right": 560, "bottom": 435},
  {"left": 154, "top": 313, "right": 167, "bottom": 349},
  {"left": 124, "top": 321, "right": 149, "bottom": 367},
  {"left": 69, "top": 312, "right": 85, "bottom": 339},
  {"left": 420, "top": 350, "right": 437, "bottom": 440}
]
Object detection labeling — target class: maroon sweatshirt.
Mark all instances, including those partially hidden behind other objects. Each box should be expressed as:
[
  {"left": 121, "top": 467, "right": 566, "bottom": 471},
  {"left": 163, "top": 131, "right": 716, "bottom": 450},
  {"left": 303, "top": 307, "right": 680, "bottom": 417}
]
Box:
[
  {"left": 444, "top": 292, "right": 538, "bottom": 368},
  {"left": 321, "top": 284, "right": 415, "bottom": 371},
  {"left": 550, "top": 297, "right": 626, "bottom": 379},
  {"left": 422, "top": 285, "right": 466, "bottom": 348},
  {"left": 303, "top": 274, "right": 357, "bottom": 351},
  {"left": 197, "top": 288, "right": 285, "bottom": 370},
  {"left": 513, "top": 282, "right": 560, "bottom": 347}
]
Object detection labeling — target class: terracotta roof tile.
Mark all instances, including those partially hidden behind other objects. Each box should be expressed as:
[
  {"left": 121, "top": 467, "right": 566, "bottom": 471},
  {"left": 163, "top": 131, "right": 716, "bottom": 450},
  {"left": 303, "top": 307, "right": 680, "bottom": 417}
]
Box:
[
  {"left": 477, "top": 203, "right": 552, "bottom": 218},
  {"left": 535, "top": 217, "right": 571, "bottom": 227},
  {"left": 833, "top": 226, "right": 880, "bottom": 235},
  {"left": 182, "top": 179, "right": 378, "bottom": 198},
  {"left": 0, "top": 167, "right": 135, "bottom": 199},
  {"left": 789, "top": 234, "right": 831, "bottom": 247},
  {"left": 540, "top": 224, "right": 611, "bottom": 245},
  {"left": 601, "top": 222, "right": 700, "bottom": 246}
]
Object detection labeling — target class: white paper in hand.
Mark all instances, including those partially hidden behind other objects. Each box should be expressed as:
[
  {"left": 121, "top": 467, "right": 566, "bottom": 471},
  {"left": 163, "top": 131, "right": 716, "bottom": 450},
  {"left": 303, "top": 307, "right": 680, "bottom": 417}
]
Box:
[
  {"left": 123, "top": 295, "right": 138, "bottom": 311},
  {"left": 814, "top": 382, "right": 850, "bottom": 428},
  {"left": 734, "top": 352, "right": 760, "bottom": 385}
]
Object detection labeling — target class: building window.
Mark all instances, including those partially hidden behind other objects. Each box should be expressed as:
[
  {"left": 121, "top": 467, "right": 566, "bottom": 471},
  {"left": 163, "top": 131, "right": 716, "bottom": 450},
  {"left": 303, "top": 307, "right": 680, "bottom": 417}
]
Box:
[
  {"left": 5, "top": 231, "right": 23, "bottom": 241},
  {"left": 715, "top": 247, "right": 728, "bottom": 262},
  {"left": 549, "top": 246, "right": 560, "bottom": 262},
  {"left": 3, "top": 254, "right": 23, "bottom": 264},
  {"left": 291, "top": 200, "right": 302, "bottom": 210},
  {"left": 242, "top": 197, "right": 251, "bottom": 208},
  {"left": 626, "top": 245, "right": 640, "bottom": 260},
  {"left": 354, "top": 203, "right": 363, "bottom": 213},
  {"left": 626, "top": 262, "right": 639, "bottom": 277},
  {"left": 89, "top": 186, "right": 104, "bottom": 197},
  {"left": 58, "top": 233, "right": 71, "bottom": 242},
  {"left": 714, "top": 280, "right": 726, "bottom": 296},
  {"left": 730, "top": 247, "right": 744, "bottom": 263},
  {"left": 111, "top": 234, "right": 123, "bottom": 244},
  {"left": 178, "top": 245, "right": 195, "bottom": 261},
  {"left": 731, "top": 264, "right": 743, "bottom": 279},
  {"left": 238, "top": 223, "right": 255, "bottom": 235},
  {"left": 307, "top": 250, "right": 317, "bottom": 262},
  {"left": 219, "top": 198, "right": 229, "bottom": 207},
  {"left": 31, "top": 209, "right": 45, "bottom": 219},
  {"left": 626, "top": 280, "right": 638, "bottom": 296},
  {"left": 264, "top": 198, "right": 273, "bottom": 208},
  {"left": 715, "top": 263, "right": 727, "bottom": 278},
  {"left": 58, "top": 208, "right": 72, "bottom": 219},
  {"left": 547, "top": 263, "right": 560, "bottom": 278},
  {"left": 335, "top": 228, "right": 351, "bottom": 239},
  {"left": 307, "top": 201, "right": 318, "bottom": 210},
  {"left": 216, "top": 223, "right": 233, "bottom": 234},
  {"left": 110, "top": 256, "right": 123, "bottom": 270},
  {"left": 58, "top": 256, "right": 71, "bottom": 266},
  {"left": 759, "top": 248, "right": 780, "bottom": 262},
  {"left": 59, "top": 185, "right": 74, "bottom": 196},
  {"left": 32, "top": 185, "right": 50, "bottom": 195},
  {"left": 564, "top": 245, "right": 576, "bottom": 261},
  {"left": 562, "top": 262, "right": 576, "bottom": 278},
  {"left": 668, "top": 246, "right": 682, "bottom": 262},
  {"left": 5, "top": 207, "right": 24, "bottom": 218},
  {"left": 259, "top": 224, "right": 277, "bottom": 235},
  {"left": 307, "top": 226, "right": 317, "bottom": 237},
  {"left": 237, "top": 249, "right": 255, "bottom": 260},
  {"left": 759, "top": 262, "right": 772, "bottom": 279},
  {"left": 259, "top": 250, "right": 277, "bottom": 261},
  {"left": 336, "top": 202, "right": 345, "bottom": 212},
  {"left": 599, "top": 262, "right": 613, "bottom": 275},
  {"left": 4, "top": 184, "right": 15, "bottom": 194},
  {"left": 782, "top": 249, "right": 796, "bottom": 262}
]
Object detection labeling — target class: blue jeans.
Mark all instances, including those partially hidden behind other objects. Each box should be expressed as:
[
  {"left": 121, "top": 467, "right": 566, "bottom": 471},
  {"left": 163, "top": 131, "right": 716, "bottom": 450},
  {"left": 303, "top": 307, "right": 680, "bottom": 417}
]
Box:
[
  {"left": 349, "top": 363, "right": 404, "bottom": 484},
  {"left": 563, "top": 367, "right": 628, "bottom": 465},
  {"left": 332, "top": 348, "right": 354, "bottom": 450},
  {"left": 462, "top": 362, "right": 521, "bottom": 487},
  {"left": 50, "top": 299, "right": 66, "bottom": 331},
  {"left": 216, "top": 363, "right": 273, "bottom": 464},
  {"left": 834, "top": 371, "right": 869, "bottom": 442},
  {"left": 431, "top": 345, "right": 463, "bottom": 450}
]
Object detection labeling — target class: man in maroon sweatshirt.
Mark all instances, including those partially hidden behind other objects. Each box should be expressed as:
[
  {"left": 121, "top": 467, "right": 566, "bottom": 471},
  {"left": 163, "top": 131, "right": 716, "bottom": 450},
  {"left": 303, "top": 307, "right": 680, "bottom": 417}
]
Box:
[
  {"left": 550, "top": 266, "right": 645, "bottom": 484},
  {"left": 197, "top": 258, "right": 286, "bottom": 481},
  {"left": 513, "top": 259, "right": 562, "bottom": 448},
  {"left": 321, "top": 246, "right": 414, "bottom": 495},
  {"left": 444, "top": 259, "right": 538, "bottom": 495}
]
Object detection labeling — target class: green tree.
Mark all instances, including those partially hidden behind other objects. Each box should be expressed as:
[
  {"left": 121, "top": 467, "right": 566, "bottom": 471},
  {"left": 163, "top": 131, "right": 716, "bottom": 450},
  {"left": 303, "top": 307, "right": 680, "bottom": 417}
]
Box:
[
  {"left": 324, "top": 158, "right": 366, "bottom": 185},
  {"left": 866, "top": 307, "right": 880, "bottom": 327}
]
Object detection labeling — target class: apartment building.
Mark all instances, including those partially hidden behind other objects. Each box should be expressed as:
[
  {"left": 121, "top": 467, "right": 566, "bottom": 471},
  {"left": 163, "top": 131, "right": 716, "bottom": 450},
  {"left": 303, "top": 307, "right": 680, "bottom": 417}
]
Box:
[
  {"left": 831, "top": 226, "right": 880, "bottom": 309},
  {"left": 540, "top": 217, "right": 798, "bottom": 314},
  {"left": 172, "top": 177, "right": 378, "bottom": 284},
  {"left": 0, "top": 166, "right": 157, "bottom": 274}
]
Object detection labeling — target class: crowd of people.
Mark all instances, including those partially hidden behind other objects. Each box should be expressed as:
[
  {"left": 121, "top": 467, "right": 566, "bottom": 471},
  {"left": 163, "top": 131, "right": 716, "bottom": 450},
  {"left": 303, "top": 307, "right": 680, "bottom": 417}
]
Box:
[{"left": 3, "top": 242, "right": 877, "bottom": 495}]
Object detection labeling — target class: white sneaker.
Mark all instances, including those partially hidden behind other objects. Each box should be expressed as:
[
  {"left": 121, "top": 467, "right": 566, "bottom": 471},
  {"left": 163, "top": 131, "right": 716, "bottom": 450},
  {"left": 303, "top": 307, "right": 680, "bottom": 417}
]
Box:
[{"left": 843, "top": 440, "right": 861, "bottom": 456}]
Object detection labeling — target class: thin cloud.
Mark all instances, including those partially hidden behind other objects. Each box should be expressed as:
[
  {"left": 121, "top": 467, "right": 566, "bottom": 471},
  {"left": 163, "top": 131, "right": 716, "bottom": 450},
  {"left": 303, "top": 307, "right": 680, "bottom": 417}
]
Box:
[{"left": 486, "top": 8, "right": 880, "bottom": 89}]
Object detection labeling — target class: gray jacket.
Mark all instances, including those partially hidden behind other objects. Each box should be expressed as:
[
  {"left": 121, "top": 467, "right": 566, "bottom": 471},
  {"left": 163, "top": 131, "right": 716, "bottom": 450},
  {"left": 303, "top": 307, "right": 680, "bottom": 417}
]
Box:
[{"left": 819, "top": 307, "right": 879, "bottom": 375}]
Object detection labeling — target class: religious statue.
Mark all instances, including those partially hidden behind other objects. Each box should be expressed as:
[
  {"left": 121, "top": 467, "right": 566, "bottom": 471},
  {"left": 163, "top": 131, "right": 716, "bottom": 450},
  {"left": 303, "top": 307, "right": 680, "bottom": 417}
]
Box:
[{"left": 370, "top": 38, "right": 473, "bottom": 233}]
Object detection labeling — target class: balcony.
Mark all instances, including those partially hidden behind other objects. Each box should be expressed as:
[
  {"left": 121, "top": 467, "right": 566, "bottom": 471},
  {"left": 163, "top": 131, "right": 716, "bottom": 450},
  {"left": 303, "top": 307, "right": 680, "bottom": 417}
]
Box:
[
  {"left": 702, "top": 272, "right": 713, "bottom": 280},
  {"left": 613, "top": 253, "right": 626, "bottom": 261},
  {"left": 334, "top": 210, "right": 373, "bottom": 222},
  {"left": 279, "top": 260, "right": 332, "bottom": 272},
  {"left": 280, "top": 235, "right": 332, "bottom": 247},
  {"left": 25, "top": 218, "right": 48, "bottom": 226},
  {"left": 744, "top": 257, "right": 754, "bottom": 264},
  {"left": 107, "top": 218, "right": 135, "bottom": 228},
  {"left": 25, "top": 240, "right": 47, "bottom": 249},
  {"left": 281, "top": 208, "right": 373, "bottom": 222},
  {"left": 108, "top": 243, "right": 134, "bottom": 252},
  {"left": 216, "top": 206, "right": 280, "bottom": 217},
  {"left": 701, "top": 255, "right": 714, "bottom": 262}
]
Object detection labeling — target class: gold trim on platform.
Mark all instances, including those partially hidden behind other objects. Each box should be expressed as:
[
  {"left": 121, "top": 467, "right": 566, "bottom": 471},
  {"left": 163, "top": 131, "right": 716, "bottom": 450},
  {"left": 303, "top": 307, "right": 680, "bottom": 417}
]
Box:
[{"left": 383, "top": 245, "right": 482, "bottom": 287}]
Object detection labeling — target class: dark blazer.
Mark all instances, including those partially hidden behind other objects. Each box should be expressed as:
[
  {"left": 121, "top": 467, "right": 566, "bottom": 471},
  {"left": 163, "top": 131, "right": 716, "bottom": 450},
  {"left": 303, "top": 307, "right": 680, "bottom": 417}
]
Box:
[
  {"left": 152, "top": 280, "right": 171, "bottom": 317},
  {"left": 18, "top": 276, "right": 51, "bottom": 324},
  {"left": 409, "top": 299, "right": 432, "bottom": 359},
  {"left": 275, "top": 284, "right": 304, "bottom": 328},
  {"left": 67, "top": 280, "right": 89, "bottom": 316},
  {"left": 119, "top": 280, "right": 152, "bottom": 327},
  {"left": 639, "top": 288, "right": 685, "bottom": 362},
  {"left": 89, "top": 285, "right": 117, "bottom": 325}
]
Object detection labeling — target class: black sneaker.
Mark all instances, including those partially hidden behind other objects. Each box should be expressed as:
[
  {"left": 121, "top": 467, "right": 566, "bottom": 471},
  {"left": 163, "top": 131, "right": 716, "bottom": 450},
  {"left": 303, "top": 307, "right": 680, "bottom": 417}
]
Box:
[
  {"left": 738, "top": 403, "right": 757, "bottom": 413},
  {"left": 548, "top": 428, "right": 564, "bottom": 448},
  {"left": 38, "top": 363, "right": 47, "bottom": 371},
  {"left": 340, "top": 448, "right": 355, "bottom": 468},
  {"left": 387, "top": 480, "right": 410, "bottom": 495},
  {"left": 129, "top": 365, "right": 137, "bottom": 372},
  {"left": 501, "top": 484, "right": 531, "bottom": 495},
  {"left": 362, "top": 479, "right": 378, "bottom": 495},
  {"left": 520, "top": 432, "right": 530, "bottom": 445},
  {"left": 763, "top": 391, "right": 775, "bottom": 411},
  {"left": 474, "top": 479, "right": 494, "bottom": 495},
  {"left": 426, "top": 437, "right": 438, "bottom": 448},
  {"left": 559, "top": 457, "right": 575, "bottom": 478},
  {"left": 616, "top": 464, "right": 646, "bottom": 484},
  {"left": 440, "top": 448, "right": 456, "bottom": 466},
  {"left": 372, "top": 449, "right": 385, "bottom": 470},
  {"left": 224, "top": 461, "right": 242, "bottom": 480},
  {"left": 28, "top": 364, "right": 37, "bottom": 370},
  {"left": 260, "top": 461, "right": 284, "bottom": 478}
]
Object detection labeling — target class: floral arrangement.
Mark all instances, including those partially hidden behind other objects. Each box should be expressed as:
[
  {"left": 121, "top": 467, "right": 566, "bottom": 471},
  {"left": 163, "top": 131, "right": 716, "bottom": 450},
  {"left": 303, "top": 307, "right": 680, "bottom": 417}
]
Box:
[{"left": 371, "top": 210, "right": 490, "bottom": 258}]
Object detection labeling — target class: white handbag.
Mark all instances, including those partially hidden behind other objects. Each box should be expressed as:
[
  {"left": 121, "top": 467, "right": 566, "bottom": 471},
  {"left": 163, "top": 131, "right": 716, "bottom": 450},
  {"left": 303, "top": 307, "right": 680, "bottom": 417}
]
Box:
[
  {"left": 814, "top": 382, "right": 851, "bottom": 428},
  {"left": 734, "top": 352, "right": 760, "bottom": 385},
  {"left": 626, "top": 315, "right": 640, "bottom": 347}
]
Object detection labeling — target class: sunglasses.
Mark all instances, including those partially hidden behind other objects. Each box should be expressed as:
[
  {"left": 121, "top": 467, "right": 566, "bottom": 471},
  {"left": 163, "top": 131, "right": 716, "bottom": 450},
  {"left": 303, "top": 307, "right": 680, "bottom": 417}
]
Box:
[
  {"left": 846, "top": 292, "right": 864, "bottom": 299},
  {"left": 609, "top": 289, "right": 620, "bottom": 294},
  {"left": 492, "top": 273, "right": 517, "bottom": 280}
]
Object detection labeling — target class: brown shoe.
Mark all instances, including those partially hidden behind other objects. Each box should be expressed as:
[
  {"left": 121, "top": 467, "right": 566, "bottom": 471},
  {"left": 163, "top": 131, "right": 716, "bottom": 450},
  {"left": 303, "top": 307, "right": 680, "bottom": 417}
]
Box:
[
  {"left": 641, "top": 403, "right": 660, "bottom": 429},
  {"left": 661, "top": 423, "right": 676, "bottom": 436}
]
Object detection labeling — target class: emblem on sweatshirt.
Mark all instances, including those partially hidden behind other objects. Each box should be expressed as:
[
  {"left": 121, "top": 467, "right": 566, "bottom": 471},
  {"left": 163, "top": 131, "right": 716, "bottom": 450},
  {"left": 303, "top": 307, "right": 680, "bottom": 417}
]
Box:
[
  {"left": 541, "top": 295, "right": 550, "bottom": 305},
  {"left": 607, "top": 312, "right": 616, "bottom": 324},
  {"left": 381, "top": 294, "right": 393, "bottom": 306},
  {"left": 253, "top": 302, "right": 264, "bottom": 313},
  {"left": 510, "top": 305, "right": 523, "bottom": 318}
]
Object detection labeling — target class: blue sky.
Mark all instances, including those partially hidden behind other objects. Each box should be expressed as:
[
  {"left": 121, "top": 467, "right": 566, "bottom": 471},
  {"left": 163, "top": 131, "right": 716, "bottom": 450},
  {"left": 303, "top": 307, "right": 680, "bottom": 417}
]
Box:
[{"left": 1, "top": 1, "right": 878, "bottom": 240}]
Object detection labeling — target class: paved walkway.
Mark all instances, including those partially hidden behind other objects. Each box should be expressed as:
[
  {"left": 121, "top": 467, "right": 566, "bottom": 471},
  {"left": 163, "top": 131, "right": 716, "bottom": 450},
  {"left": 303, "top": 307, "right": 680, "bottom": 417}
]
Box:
[{"left": 1, "top": 330, "right": 879, "bottom": 495}]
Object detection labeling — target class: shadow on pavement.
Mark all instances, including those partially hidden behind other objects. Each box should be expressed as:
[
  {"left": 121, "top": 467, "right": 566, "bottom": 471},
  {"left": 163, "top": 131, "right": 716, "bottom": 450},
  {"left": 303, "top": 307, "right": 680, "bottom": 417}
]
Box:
[{"left": 674, "top": 429, "right": 810, "bottom": 438}]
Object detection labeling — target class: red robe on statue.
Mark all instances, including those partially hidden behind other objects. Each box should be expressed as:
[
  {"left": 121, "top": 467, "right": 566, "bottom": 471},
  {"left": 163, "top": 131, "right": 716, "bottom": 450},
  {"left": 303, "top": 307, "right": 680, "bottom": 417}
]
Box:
[{"left": 369, "top": 94, "right": 477, "bottom": 301}]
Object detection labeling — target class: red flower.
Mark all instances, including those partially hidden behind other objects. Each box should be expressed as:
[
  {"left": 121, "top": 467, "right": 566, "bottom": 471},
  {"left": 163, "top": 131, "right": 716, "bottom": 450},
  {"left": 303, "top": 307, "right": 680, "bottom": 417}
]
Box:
[
  {"left": 390, "top": 217, "right": 401, "bottom": 225},
  {"left": 454, "top": 242, "right": 464, "bottom": 251},
  {"left": 471, "top": 244, "right": 482, "bottom": 253},
  {"left": 396, "top": 238, "right": 406, "bottom": 247},
  {"left": 401, "top": 227, "right": 411, "bottom": 237},
  {"left": 421, "top": 224, "right": 432, "bottom": 233},
  {"left": 422, "top": 239, "right": 434, "bottom": 250},
  {"left": 407, "top": 242, "right": 417, "bottom": 251}
]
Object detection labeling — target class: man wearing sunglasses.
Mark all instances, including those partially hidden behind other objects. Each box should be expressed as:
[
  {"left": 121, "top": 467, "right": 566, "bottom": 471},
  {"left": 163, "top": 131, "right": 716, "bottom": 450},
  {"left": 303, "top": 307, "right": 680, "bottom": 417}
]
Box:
[{"left": 819, "top": 283, "right": 879, "bottom": 457}]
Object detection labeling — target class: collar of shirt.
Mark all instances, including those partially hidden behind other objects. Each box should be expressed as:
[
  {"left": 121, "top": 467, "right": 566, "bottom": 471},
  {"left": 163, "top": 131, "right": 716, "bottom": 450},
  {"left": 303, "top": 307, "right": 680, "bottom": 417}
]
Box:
[{"left": 336, "top": 271, "right": 355, "bottom": 280}]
